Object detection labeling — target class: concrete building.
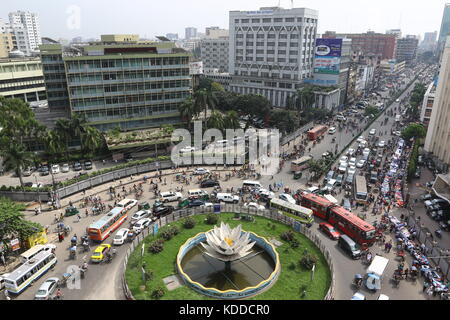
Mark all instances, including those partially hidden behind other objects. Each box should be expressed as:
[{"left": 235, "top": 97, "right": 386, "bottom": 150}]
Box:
[
  {"left": 425, "top": 37, "right": 450, "bottom": 168},
  {"left": 0, "top": 57, "right": 46, "bottom": 102},
  {"left": 386, "top": 29, "right": 402, "bottom": 38},
  {"left": 420, "top": 81, "right": 437, "bottom": 127},
  {"left": 228, "top": 6, "right": 319, "bottom": 108},
  {"left": 166, "top": 33, "right": 179, "bottom": 41},
  {"left": 205, "top": 27, "right": 229, "bottom": 39},
  {"left": 323, "top": 31, "right": 397, "bottom": 60},
  {"left": 185, "top": 27, "right": 197, "bottom": 40},
  {"left": 396, "top": 35, "right": 419, "bottom": 64},
  {"left": 203, "top": 71, "right": 232, "bottom": 90},
  {"left": 380, "top": 59, "right": 405, "bottom": 75},
  {"left": 201, "top": 37, "right": 229, "bottom": 73},
  {"left": 421, "top": 31, "right": 438, "bottom": 52},
  {"left": 437, "top": 3, "right": 450, "bottom": 59},
  {"left": 0, "top": 33, "right": 16, "bottom": 58},
  {"left": 100, "top": 34, "right": 139, "bottom": 43},
  {"left": 40, "top": 35, "right": 191, "bottom": 132},
  {"left": 313, "top": 87, "right": 341, "bottom": 111},
  {"left": 353, "top": 64, "right": 375, "bottom": 98},
  {"left": 8, "top": 11, "right": 41, "bottom": 56}
]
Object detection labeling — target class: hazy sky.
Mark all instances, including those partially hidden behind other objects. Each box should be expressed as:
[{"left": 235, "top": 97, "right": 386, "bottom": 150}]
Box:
[{"left": 1, "top": 0, "right": 446, "bottom": 40}]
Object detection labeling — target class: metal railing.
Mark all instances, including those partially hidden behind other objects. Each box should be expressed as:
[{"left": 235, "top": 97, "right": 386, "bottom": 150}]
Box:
[{"left": 121, "top": 205, "right": 336, "bottom": 300}]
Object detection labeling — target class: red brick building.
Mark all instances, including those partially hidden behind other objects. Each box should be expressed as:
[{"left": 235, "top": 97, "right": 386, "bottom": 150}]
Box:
[{"left": 323, "top": 31, "right": 397, "bottom": 60}]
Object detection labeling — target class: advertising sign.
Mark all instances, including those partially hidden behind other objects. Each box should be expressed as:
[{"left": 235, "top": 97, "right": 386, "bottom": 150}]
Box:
[
  {"left": 10, "top": 239, "right": 20, "bottom": 252},
  {"left": 314, "top": 39, "right": 343, "bottom": 75}
]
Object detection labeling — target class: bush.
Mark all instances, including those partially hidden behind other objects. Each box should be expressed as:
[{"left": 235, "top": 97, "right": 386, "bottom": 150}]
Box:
[
  {"left": 148, "top": 239, "right": 164, "bottom": 254},
  {"left": 151, "top": 287, "right": 165, "bottom": 299},
  {"left": 170, "top": 226, "right": 180, "bottom": 236},
  {"left": 161, "top": 230, "right": 174, "bottom": 241},
  {"left": 299, "top": 253, "right": 318, "bottom": 270},
  {"left": 288, "top": 262, "right": 296, "bottom": 270},
  {"left": 182, "top": 217, "right": 196, "bottom": 229},
  {"left": 280, "top": 230, "right": 296, "bottom": 242},
  {"left": 290, "top": 239, "right": 300, "bottom": 249},
  {"left": 206, "top": 213, "right": 219, "bottom": 225}
]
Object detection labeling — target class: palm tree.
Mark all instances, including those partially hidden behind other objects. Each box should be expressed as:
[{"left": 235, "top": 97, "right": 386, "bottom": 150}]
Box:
[
  {"left": 223, "top": 111, "right": 241, "bottom": 130},
  {"left": 194, "top": 88, "right": 217, "bottom": 130},
  {"left": 55, "top": 118, "right": 73, "bottom": 159},
  {"left": 44, "top": 130, "right": 66, "bottom": 158},
  {"left": 207, "top": 111, "right": 225, "bottom": 133},
  {"left": 2, "top": 143, "right": 34, "bottom": 188},
  {"left": 81, "top": 126, "right": 104, "bottom": 156},
  {"left": 178, "top": 97, "right": 197, "bottom": 131},
  {"left": 70, "top": 113, "right": 87, "bottom": 140}
]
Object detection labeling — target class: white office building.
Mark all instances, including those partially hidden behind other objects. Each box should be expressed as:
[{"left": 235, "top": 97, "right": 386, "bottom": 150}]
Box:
[
  {"left": 185, "top": 27, "right": 197, "bottom": 40},
  {"left": 228, "top": 7, "right": 319, "bottom": 108},
  {"left": 8, "top": 11, "right": 41, "bottom": 55},
  {"left": 201, "top": 37, "right": 229, "bottom": 73}
]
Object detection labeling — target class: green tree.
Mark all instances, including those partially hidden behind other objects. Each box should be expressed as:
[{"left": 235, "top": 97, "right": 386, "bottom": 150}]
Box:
[
  {"left": 44, "top": 130, "right": 66, "bottom": 158},
  {"left": 194, "top": 88, "right": 217, "bottom": 130},
  {"left": 2, "top": 143, "right": 35, "bottom": 188},
  {"left": 365, "top": 106, "right": 380, "bottom": 117},
  {"left": 269, "top": 110, "right": 298, "bottom": 135},
  {"left": 207, "top": 111, "right": 225, "bottom": 132},
  {"left": 55, "top": 118, "right": 73, "bottom": 159},
  {"left": 81, "top": 126, "right": 104, "bottom": 156},
  {"left": 178, "top": 97, "right": 199, "bottom": 131},
  {"left": 402, "top": 123, "right": 427, "bottom": 141},
  {"left": 223, "top": 110, "right": 241, "bottom": 130},
  {"left": 0, "top": 198, "right": 43, "bottom": 248}
]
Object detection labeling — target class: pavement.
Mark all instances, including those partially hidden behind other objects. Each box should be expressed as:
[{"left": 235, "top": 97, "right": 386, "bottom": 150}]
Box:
[{"left": 1, "top": 64, "right": 442, "bottom": 301}]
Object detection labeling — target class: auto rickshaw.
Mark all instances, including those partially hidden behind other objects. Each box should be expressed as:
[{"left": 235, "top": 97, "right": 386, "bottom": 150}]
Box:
[
  {"left": 65, "top": 206, "right": 79, "bottom": 217},
  {"left": 178, "top": 198, "right": 190, "bottom": 209},
  {"left": 138, "top": 201, "right": 151, "bottom": 211},
  {"left": 293, "top": 171, "right": 303, "bottom": 180}
]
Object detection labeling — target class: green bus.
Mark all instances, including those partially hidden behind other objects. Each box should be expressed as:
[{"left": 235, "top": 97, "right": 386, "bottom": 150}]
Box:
[{"left": 269, "top": 198, "right": 314, "bottom": 226}]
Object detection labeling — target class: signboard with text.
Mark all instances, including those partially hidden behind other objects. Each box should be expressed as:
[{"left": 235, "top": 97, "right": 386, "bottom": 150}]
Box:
[
  {"left": 314, "top": 38, "right": 343, "bottom": 75},
  {"left": 10, "top": 239, "right": 20, "bottom": 251}
]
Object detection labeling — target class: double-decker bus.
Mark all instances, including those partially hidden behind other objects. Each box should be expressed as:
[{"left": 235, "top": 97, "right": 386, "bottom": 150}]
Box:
[
  {"left": 354, "top": 176, "right": 368, "bottom": 204},
  {"left": 3, "top": 251, "right": 57, "bottom": 294},
  {"left": 328, "top": 206, "right": 376, "bottom": 245},
  {"left": 300, "top": 192, "right": 376, "bottom": 245},
  {"left": 88, "top": 207, "right": 128, "bottom": 242},
  {"left": 291, "top": 156, "right": 313, "bottom": 172},
  {"left": 270, "top": 198, "right": 314, "bottom": 226},
  {"left": 307, "top": 125, "right": 328, "bottom": 141}
]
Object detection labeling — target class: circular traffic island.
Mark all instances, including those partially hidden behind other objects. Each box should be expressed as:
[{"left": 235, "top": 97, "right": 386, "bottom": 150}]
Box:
[{"left": 125, "top": 213, "right": 331, "bottom": 300}]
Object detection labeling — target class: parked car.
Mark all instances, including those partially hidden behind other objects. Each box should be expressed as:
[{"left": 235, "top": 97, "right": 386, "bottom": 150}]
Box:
[
  {"left": 200, "top": 179, "right": 220, "bottom": 188},
  {"left": 319, "top": 223, "right": 340, "bottom": 240},
  {"left": 347, "top": 149, "right": 356, "bottom": 157},
  {"left": 193, "top": 168, "right": 210, "bottom": 175},
  {"left": 40, "top": 167, "right": 50, "bottom": 176},
  {"left": 61, "top": 164, "right": 70, "bottom": 173},
  {"left": 356, "top": 160, "right": 366, "bottom": 168},
  {"left": 73, "top": 162, "right": 82, "bottom": 171},
  {"left": 113, "top": 228, "right": 130, "bottom": 245},
  {"left": 357, "top": 136, "right": 365, "bottom": 143},
  {"left": 244, "top": 202, "right": 266, "bottom": 210},
  {"left": 346, "top": 174, "right": 355, "bottom": 185},
  {"left": 348, "top": 158, "right": 357, "bottom": 167},
  {"left": 34, "top": 277, "right": 60, "bottom": 300},
  {"left": 188, "top": 199, "right": 206, "bottom": 208},
  {"left": 369, "top": 129, "right": 377, "bottom": 136},
  {"left": 325, "top": 170, "right": 335, "bottom": 183},
  {"left": 378, "top": 141, "right": 386, "bottom": 148},
  {"left": 347, "top": 166, "right": 357, "bottom": 176},
  {"left": 51, "top": 164, "right": 60, "bottom": 174},
  {"left": 84, "top": 160, "right": 93, "bottom": 170},
  {"left": 335, "top": 175, "right": 344, "bottom": 186},
  {"left": 23, "top": 167, "right": 32, "bottom": 177},
  {"left": 322, "top": 179, "right": 337, "bottom": 193}
]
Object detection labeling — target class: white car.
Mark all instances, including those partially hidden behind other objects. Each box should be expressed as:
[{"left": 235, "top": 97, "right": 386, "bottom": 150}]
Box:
[
  {"left": 61, "top": 164, "right": 70, "bottom": 173},
  {"left": 363, "top": 148, "right": 371, "bottom": 158},
  {"left": 347, "top": 149, "right": 355, "bottom": 157},
  {"left": 339, "top": 163, "right": 348, "bottom": 173},
  {"left": 130, "top": 210, "right": 152, "bottom": 225},
  {"left": 378, "top": 141, "right": 386, "bottom": 148},
  {"left": 193, "top": 168, "right": 210, "bottom": 175},
  {"left": 396, "top": 99, "right": 400, "bottom": 103},
  {"left": 340, "top": 156, "right": 349, "bottom": 163},
  {"left": 216, "top": 193, "right": 240, "bottom": 204},
  {"left": 23, "top": 167, "right": 32, "bottom": 177},
  {"left": 328, "top": 127, "right": 336, "bottom": 134},
  {"left": 356, "top": 136, "right": 365, "bottom": 143},
  {"left": 201, "top": 202, "right": 214, "bottom": 209},
  {"left": 133, "top": 218, "right": 152, "bottom": 234},
  {"left": 359, "top": 140, "right": 368, "bottom": 148},
  {"left": 113, "top": 228, "right": 130, "bottom": 245},
  {"left": 51, "top": 165, "right": 60, "bottom": 174},
  {"left": 349, "top": 158, "right": 357, "bottom": 167},
  {"left": 348, "top": 166, "right": 357, "bottom": 176},
  {"left": 160, "top": 191, "right": 183, "bottom": 203},
  {"left": 117, "top": 199, "right": 138, "bottom": 211},
  {"left": 393, "top": 131, "right": 401, "bottom": 136},
  {"left": 34, "top": 277, "right": 60, "bottom": 300},
  {"left": 279, "top": 194, "right": 296, "bottom": 204},
  {"left": 180, "top": 146, "right": 196, "bottom": 153},
  {"left": 356, "top": 160, "right": 366, "bottom": 168},
  {"left": 244, "top": 202, "right": 266, "bottom": 210},
  {"left": 369, "top": 129, "right": 377, "bottom": 136}
]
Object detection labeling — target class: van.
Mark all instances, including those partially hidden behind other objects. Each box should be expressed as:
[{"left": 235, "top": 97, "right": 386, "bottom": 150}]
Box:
[
  {"left": 338, "top": 235, "right": 361, "bottom": 259},
  {"left": 117, "top": 199, "right": 138, "bottom": 211},
  {"left": 242, "top": 181, "right": 262, "bottom": 190},
  {"left": 188, "top": 189, "right": 209, "bottom": 200}
]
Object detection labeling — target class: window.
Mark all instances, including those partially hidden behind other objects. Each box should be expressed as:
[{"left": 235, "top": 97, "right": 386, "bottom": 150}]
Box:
[
  {"left": 263, "top": 18, "right": 272, "bottom": 23},
  {"left": 268, "top": 34, "right": 276, "bottom": 39},
  {"left": 247, "top": 34, "right": 254, "bottom": 38},
  {"left": 257, "top": 34, "right": 265, "bottom": 38},
  {"left": 279, "top": 42, "right": 287, "bottom": 47},
  {"left": 241, "top": 19, "right": 249, "bottom": 23},
  {"left": 267, "top": 42, "right": 275, "bottom": 46},
  {"left": 278, "top": 50, "right": 286, "bottom": 55},
  {"left": 279, "top": 34, "right": 288, "bottom": 39},
  {"left": 267, "top": 50, "right": 275, "bottom": 54},
  {"left": 285, "top": 18, "right": 295, "bottom": 22},
  {"left": 251, "top": 19, "right": 260, "bottom": 23},
  {"left": 274, "top": 18, "right": 283, "bottom": 22}
]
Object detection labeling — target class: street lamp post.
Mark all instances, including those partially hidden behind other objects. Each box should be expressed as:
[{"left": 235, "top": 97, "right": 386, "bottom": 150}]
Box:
[{"left": 34, "top": 174, "right": 42, "bottom": 212}]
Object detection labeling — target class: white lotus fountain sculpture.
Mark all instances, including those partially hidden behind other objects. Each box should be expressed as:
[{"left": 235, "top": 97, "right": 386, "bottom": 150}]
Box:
[{"left": 201, "top": 222, "right": 256, "bottom": 262}]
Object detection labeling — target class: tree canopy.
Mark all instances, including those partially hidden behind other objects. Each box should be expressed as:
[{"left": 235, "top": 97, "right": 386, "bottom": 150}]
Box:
[{"left": 402, "top": 123, "right": 427, "bottom": 141}]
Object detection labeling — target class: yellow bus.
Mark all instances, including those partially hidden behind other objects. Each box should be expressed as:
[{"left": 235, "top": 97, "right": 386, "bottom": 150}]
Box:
[{"left": 270, "top": 198, "right": 314, "bottom": 225}]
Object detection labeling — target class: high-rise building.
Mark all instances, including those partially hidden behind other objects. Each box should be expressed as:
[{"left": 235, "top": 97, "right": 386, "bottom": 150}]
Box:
[
  {"left": 205, "top": 27, "right": 229, "bottom": 39},
  {"left": 201, "top": 37, "right": 229, "bottom": 73},
  {"left": 185, "top": 27, "right": 197, "bottom": 40},
  {"left": 0, "top": 33, "right": 16, "bottom": 58},
  {"left": 40, "top": 35, "right": 192, "bottom": 131},
  {"left": 229, "top": 6, "right": 319, "bottom": 108},
  {"left": 425, "top": 36, "right": 450, "bottom": 168},
  {"left": 420, "top": 81, "right": 437, "bottom": 127},
  {"left": 323, "top": 31, "right": 397, "bottom": 60},
  {"left": 421, "top": 31, "right": 438, "bottom": 52},
  {"left": 438, "top": 3, "right": 450, "bottom": 58},
  {"left": 8, "top": 11, "right": 41, "bottom": 55},
  {"left": 396, "top": 35, "right": 419, "bottom": 64},
  {"left": 166, "top": 33, "right": 179, "bottom": 41}
]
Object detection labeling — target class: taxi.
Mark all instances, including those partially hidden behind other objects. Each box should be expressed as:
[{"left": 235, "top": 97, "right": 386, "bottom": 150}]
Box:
[{"left": 91, "top": 244, "right": 111, "bottom": 263}]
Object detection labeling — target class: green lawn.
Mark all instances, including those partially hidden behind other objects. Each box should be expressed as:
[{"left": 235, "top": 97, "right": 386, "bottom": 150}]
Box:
[{"left": 125, "top": 213, "right": 331, "bottom": 300}]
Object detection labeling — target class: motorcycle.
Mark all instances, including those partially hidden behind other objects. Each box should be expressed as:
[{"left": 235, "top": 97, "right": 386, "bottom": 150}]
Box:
[{"left": 435, "top": 229, "right": 443, "bottom": 239}]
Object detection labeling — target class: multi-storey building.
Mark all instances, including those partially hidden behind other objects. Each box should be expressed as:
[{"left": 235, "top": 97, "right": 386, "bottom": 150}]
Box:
[
  {"left": 323, "top": 31, "right": 397, "bottom": 61},
  {"left": 0, "top": 33, "right": 16, "bottom": 58},
  {"left": 420, "top": 81, "right": 437, "bottom": 127},
  {"left": 228, "top": 6, "right": 318, "bottom": 108},
  {"left": 205, "top": 27, "right": 229, "bottom": 39},
  {"left": 421, "top": 31, "right": 437, "bottom": 52},
  {"left": 201, "top": 37, "right": 229, "bottom": 73},
  {"left": 8, "top": 11, "right": 41, "bottom": 55},
  {"left": 166, "top": 33, "right": 179, "bottom": 41},
  {"left": 185, "top": 27, "right": 197, "bottom": 40},
  {"left": 437, "top": 3, "right": 450, "bottom": 59},
  {"left": 396, "top": 35, "right": 419, "bottom": 64},
  {"left": 40, "top": 36, "right": 191, "bottom": 132},
  {"left": 0, "top": 57, "right": 46, "bottom": 102},
  {"left": 425, "top": 36, "right": 450, "bottom": 168}
]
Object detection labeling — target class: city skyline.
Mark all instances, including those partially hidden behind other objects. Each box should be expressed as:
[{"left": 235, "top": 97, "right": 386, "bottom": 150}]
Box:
[{"left": 0, "top": 0, "right": 445, "bottom": 41}]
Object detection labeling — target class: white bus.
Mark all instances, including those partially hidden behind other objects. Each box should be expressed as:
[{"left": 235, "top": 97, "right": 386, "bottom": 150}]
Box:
[
  {"left": 20, "top": 244, "right": 55, "bottom": 264},
  {"left": 354, "top": 176, "right": 368, "bottom": 204},
  {"left": 3, "top": 251, "right": 57, "bottom": 294}
]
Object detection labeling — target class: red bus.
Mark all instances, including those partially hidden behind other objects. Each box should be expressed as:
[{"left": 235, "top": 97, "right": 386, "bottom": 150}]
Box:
[
  {"left": 328, "top": 206, "right": 376, "bottom": 245},
  {"left": 87, "top": 207, "right": 128, "bottom": 242},
  {"left": 300, "top": 192, "right": 376, "bottom": 245},
  {"left": 307, "top": 125, "right": 328, "bottom": 141}
]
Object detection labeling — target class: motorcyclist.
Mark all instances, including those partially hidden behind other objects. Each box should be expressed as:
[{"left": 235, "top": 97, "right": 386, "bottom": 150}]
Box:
[{"left": 112, "top": 247, "right": 117, "bottom": 257}]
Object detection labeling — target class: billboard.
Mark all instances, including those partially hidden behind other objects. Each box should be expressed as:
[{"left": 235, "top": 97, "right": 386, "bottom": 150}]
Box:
[{"left": 314, "top": 39, "right": 343, "bottom": 75}]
